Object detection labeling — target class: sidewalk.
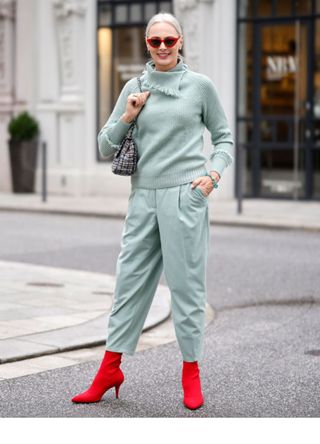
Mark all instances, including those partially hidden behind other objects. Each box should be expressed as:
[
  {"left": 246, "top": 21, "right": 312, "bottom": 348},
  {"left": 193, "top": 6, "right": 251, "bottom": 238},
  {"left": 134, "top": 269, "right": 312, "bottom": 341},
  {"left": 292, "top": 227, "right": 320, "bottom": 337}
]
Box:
[
  {"left": 0, "top": 191, "right": 319, "bottom": 231},
  {"left": 0, "top": 260, "right": 214, "bottom": 380}
]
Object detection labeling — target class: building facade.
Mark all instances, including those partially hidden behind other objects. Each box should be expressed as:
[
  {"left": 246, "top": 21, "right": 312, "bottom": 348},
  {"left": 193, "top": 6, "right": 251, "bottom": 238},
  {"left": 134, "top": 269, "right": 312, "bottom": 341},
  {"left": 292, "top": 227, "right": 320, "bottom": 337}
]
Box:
[{"left": 2, "top": 0, "right": 319, "bottom": 201}]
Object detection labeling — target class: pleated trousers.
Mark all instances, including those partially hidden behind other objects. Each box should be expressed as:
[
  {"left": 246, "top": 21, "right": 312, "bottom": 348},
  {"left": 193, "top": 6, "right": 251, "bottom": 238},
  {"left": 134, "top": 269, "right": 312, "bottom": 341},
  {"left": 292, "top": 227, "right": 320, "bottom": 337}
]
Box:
[{"left": 105, "top": 180, "right": 210, "bottom": 362}]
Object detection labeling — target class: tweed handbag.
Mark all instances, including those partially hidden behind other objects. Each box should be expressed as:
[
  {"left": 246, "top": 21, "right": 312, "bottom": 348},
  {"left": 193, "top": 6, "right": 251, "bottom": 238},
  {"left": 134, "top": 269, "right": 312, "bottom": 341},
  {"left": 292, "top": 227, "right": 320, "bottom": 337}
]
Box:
[{"left": 111, "top": 76, "right": 143, "bottom": 176}]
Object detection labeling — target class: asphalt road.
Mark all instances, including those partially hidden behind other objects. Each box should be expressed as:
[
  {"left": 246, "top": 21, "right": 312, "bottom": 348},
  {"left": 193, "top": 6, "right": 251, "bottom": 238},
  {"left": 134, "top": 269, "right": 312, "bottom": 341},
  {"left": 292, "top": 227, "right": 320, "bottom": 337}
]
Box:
[{"left": 0, "top": 211, "right": 319, "bottom": 417}]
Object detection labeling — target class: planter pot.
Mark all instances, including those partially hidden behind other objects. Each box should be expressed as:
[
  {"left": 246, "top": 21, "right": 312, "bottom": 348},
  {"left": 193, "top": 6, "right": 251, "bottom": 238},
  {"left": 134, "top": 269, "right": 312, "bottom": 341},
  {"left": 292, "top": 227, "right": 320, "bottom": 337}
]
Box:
[{"left": 9, "top": 138, "right": 39, "bottom": 193}]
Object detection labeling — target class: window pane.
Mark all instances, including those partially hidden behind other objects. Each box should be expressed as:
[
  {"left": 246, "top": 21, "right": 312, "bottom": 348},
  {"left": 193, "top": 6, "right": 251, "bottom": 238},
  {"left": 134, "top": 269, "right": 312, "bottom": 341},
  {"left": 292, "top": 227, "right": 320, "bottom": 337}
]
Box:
[
  {"left": 313, "top": 150, "right": 320, "bottom": 198},
  {"left": 257, "top": 0, "right": 273, "bottom": 17},
  {"left": 295, "top": 0, "right": 311, "bottom": 15},
  {"left": 238, "top": 121, "right": 253, "bottom": 144},
  {"left": 313, "top": 18, "right": 320, "bottom": 204},
  {"left": 145, "top": 3, "right": 157, "bottom": 21},
  {"left": 314, "top": 120, "right": 320, "bottom": 147},
  {"left": 260, "top": 149, "right": 305, "bottom": 197},
  {"left": 260, "top": 23, "right": 308, "bottom": 116},
  {"left": 129, "top": 4, "right": 142, "bottom": 22},
  {"left": 98, "top": 28, "right": 112, "bottom": 130},
  {"left": 275, "top": 0, "right": 292, "bottom": 16},
  {"left": 115, "top": 5, "right": 127, "bottom": 24},
  {"left": 160, "top": 2, "right": 172, "bottom": 13},
  {"left": 238, "top": 0, "right": 254, "bottom": 18},
  {"left": 113, "top": 27, "right": 146, "bottom": 86},
  {"left": 98, "top": 4, "right": 111, "bottom": 27},
  {"left": 241, "top": 147, "right": 253, "bottom": 196},
  {"left": 314, "top": 21, "right": 320, "bottom": 119}
]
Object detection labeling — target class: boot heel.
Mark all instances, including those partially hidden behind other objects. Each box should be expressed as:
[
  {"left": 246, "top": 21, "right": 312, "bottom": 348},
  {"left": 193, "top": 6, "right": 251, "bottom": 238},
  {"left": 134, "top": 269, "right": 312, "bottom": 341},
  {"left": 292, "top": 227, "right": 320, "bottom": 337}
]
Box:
[{"left": 115, "top": 383, "right": 121, "bottom": 399}]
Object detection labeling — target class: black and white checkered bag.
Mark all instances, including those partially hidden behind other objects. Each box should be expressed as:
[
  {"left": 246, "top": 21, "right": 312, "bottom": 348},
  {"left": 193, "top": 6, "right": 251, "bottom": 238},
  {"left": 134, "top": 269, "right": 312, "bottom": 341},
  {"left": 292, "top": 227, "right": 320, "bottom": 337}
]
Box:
[{"left": 111, "top": 76, "right": 142, "bottom": 176}]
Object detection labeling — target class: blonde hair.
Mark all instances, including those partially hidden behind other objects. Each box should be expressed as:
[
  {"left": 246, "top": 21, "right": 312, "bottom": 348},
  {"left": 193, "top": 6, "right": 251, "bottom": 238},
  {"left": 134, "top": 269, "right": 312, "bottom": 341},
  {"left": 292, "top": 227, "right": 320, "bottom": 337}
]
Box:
[{"left": 145, "top": 12, "right": 184, "bottom": 62}]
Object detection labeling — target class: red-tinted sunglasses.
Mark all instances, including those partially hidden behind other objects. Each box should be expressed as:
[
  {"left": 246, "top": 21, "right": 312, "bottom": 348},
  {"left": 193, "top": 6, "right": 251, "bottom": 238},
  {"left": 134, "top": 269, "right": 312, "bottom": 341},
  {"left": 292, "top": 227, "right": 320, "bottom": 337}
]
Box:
[{"left": 146, "top": 36, "right": 180, "bottom": 48}]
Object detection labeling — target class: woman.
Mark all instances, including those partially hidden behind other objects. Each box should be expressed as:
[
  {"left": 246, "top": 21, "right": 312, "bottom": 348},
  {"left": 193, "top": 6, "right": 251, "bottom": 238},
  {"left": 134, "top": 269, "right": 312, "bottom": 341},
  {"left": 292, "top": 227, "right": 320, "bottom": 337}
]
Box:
[{"left": 71, "top": 11, "right": 234, "bottom": 410}]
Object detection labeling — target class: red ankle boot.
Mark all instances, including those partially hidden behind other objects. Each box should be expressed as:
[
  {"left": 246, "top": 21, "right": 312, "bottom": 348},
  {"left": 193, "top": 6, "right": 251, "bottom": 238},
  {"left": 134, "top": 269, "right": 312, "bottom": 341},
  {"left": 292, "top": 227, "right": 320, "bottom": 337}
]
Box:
[
  {"left": 182, "top": 361, "right": 204, "bottom": 410},
  {"left": 71, "top": 350, "right": 124, "bottom": 403}
]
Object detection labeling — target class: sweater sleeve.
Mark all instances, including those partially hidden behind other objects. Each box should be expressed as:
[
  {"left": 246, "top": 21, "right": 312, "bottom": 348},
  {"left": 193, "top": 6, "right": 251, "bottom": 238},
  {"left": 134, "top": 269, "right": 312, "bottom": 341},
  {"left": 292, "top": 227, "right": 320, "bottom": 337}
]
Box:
[
  {"left": 200, "top": 76, "right": 234, "bottom": 178},
  {"left": 97, "top": 79, "right": 134, "bottom": 159}
]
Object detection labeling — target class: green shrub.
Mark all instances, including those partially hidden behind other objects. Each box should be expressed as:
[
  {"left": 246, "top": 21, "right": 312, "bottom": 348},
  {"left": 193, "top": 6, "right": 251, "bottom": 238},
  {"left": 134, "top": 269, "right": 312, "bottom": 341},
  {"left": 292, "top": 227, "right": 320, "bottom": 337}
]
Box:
[{"left": 8, "top": 111, "right": 40, "bottom": 142}]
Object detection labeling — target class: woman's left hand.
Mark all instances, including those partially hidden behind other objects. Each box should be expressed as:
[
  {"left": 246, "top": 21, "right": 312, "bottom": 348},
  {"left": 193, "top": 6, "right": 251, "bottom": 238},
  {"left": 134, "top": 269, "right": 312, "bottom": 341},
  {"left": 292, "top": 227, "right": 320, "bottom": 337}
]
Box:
[{"left": 191, "top": 172, "right": 220, "bottom": 197}]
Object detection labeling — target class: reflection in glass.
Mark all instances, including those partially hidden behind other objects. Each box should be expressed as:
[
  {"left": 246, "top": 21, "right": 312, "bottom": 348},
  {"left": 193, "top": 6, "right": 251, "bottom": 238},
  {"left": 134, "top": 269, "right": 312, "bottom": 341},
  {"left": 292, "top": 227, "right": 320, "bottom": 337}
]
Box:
[
  {"left": 261, "top": 150, "right": 305, "bottom": 197},
  {"left": 241, "top": 147, "right": 252, "bottom": 197},
  {"left": 145, "top": 3, "right": 157, "bottom": 21},
  {"left": 314, "top": 150, "right": 320, "bottom": 197},
  {"left": 238, "top": 0, "right": 253, "bottom": 18},
  {"left": 294, "top": 0, "right": 311, "bottom": 15},
  {"left": 314, "top": 21, "right": 320, "bottom": 118},
  {"left": 312, "top": 20, "right": 320, "bottom": 198},
  {"left": 260, "top": 24, "right": 307, "bottom": 117},
  {"left": 239, "top": 0, "right": 312, "bottom": 18},
  {"left": 98, "top": 26, "right": 147, "bottom": 149},
  {"left": 98, "top": 4, "right": 111, "bottom": 27},
  {"left": 115, "top": 5, "right": 127, "bottom": 24},
  {"left": 98, "top": 28, "right": 112, "bottom": 130},
  {"left": 160, "top": 2, "right": 172, "bottom": 12},
  {"left": 129, "top": 4, "right": 142, "bottom": 23}
]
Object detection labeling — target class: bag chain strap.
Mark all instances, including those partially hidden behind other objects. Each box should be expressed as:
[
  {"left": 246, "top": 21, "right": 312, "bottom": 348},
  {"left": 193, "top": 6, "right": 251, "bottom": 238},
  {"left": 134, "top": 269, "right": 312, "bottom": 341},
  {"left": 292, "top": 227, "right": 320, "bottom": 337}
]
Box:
[{"left": 127, "top": 76, "right": 143, "bottom": 136}]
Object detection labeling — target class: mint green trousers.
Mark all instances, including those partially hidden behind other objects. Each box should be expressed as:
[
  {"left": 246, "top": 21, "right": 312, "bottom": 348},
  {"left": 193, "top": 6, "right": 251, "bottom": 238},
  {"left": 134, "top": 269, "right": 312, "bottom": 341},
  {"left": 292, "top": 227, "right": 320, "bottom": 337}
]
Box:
[{"left": 105, "top": 181, "right": 210, "bottom": 362}]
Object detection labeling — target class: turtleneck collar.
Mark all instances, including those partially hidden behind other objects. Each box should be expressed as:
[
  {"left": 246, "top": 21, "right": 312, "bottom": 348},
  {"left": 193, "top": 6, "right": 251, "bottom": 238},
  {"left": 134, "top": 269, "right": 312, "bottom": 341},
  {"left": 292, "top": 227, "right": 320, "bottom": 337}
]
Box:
[{"left": 142, "top": 57, "right": 189, "bottom": 97}]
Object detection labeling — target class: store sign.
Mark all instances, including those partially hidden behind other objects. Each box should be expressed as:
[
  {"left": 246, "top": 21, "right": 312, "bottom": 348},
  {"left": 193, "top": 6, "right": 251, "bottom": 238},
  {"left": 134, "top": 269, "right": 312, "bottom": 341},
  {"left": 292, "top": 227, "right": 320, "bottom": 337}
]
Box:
[{"left": 266, "top": 55, "right": 296, "bottom": 81}]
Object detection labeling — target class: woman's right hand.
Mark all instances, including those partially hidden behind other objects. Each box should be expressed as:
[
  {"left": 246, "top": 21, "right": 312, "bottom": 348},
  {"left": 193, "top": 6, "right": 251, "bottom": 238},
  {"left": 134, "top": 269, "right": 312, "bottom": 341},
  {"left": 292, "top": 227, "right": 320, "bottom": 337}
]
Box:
[{"left": 122, "top": 91, "right": 151, "bottom": 123}]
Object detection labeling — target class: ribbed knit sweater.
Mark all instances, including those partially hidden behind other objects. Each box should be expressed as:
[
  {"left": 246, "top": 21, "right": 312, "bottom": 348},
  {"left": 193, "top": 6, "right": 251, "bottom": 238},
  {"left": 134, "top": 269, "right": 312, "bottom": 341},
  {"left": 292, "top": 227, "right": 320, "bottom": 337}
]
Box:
[{"left": 98, "top": 57, "right": 234, "bottom": 189}]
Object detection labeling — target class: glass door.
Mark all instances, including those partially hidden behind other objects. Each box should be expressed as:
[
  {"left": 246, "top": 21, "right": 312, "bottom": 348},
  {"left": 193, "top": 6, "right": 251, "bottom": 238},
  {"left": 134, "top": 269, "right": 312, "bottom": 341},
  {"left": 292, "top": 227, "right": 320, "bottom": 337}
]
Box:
[
  {"left": 313, "top": 19, "right": 320, "bottom": 198},
  {"left": 253, "top": 20, "right": 313, "bottom": 199}
]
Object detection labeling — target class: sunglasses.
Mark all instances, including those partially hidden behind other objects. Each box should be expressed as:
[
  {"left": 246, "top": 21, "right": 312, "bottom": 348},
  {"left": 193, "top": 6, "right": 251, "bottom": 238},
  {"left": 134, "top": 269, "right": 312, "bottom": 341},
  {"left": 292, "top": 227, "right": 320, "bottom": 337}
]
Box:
[{"left": 146, "top": 36, "right": 180, "bottom": 48}]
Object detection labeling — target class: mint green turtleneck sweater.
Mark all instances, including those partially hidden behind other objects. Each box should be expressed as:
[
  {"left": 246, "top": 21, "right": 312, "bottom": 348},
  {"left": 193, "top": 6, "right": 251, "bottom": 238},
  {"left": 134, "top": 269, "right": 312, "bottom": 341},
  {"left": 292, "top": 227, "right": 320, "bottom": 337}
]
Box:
[{"left": 98, "top": 57, "right": 234, "bottom": 189}]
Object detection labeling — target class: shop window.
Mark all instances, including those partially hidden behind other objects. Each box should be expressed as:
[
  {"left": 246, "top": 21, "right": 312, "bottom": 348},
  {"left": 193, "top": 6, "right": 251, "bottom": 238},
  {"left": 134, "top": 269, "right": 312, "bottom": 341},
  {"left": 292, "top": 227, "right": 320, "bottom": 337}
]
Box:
[{"left": 238, "top": 0, "right": 312, "bottom": 19}]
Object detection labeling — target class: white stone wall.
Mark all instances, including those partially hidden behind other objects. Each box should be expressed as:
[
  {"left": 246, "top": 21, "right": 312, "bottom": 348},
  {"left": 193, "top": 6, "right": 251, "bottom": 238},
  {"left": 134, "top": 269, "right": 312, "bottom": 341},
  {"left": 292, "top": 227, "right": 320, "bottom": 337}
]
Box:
[
  {"left": 36, "top": 0, "right": 97, "bottom": 196},
  {"left": 0, "top": 0, "right": 236, "bottom": 200},
  {"left": 0, "top": 0, "right": 16, "bottom": 192}
]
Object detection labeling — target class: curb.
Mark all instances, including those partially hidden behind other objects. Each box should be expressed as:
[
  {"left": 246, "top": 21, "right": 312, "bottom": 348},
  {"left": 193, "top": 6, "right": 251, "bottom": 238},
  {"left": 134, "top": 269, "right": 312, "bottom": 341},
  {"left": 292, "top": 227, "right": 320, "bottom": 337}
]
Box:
[
  {"left": 0, "top": 261, "right": 171, "bottom": 364},
  {"left": 1, "top": 205, "right": 319, "bottom": 232}
]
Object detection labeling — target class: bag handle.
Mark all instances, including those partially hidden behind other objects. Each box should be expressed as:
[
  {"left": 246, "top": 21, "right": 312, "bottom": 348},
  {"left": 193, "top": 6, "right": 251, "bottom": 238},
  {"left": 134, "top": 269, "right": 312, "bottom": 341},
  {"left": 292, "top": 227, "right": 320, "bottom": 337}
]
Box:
[{"left": 127, "top": 76, "right": 143, "bottom": 132}]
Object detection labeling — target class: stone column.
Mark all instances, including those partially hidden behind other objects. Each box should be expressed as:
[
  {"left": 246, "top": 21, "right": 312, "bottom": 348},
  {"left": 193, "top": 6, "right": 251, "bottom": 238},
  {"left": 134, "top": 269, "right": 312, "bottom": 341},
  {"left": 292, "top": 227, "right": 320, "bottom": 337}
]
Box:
[
  {"left": 0, "top": 0, "right": 16, "bottom": 192},
  {"left": 53, "top": 0, "right": 86, "bottom": 103},
  {"left": 42, "top": 0, "right": 87, "bottom": 195},
  {"left": 174, "top": 0, "right": 200, "bottom": 71}
]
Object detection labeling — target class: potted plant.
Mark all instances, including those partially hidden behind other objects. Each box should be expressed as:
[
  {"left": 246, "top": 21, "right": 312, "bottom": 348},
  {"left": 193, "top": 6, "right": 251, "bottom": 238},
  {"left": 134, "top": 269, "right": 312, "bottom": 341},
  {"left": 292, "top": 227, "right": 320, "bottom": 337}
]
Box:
[{"left": 8, "top": 111, "right": 40, "bottom": 193}]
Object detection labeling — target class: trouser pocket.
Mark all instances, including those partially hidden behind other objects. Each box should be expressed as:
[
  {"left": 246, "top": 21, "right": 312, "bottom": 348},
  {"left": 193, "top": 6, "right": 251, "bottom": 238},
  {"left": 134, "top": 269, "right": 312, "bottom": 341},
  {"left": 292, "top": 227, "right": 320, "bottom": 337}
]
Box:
[{"left": 189, "top": 183, "right": 208, "bottom": 204}]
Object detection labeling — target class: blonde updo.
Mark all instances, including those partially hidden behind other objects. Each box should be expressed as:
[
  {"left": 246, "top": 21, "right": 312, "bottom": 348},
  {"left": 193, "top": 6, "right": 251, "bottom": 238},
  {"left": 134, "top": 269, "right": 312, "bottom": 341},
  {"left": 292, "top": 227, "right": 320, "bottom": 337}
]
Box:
[{"left": 145, "top": 11, "right": 184, "bottom": 63}]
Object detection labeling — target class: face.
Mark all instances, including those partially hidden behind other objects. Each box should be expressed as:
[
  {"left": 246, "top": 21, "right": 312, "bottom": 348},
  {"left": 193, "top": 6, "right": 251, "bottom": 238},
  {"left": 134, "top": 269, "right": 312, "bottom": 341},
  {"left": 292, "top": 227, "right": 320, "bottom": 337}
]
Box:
[{"left": 145, "top": 22, "right": 183, "bottom": 72}]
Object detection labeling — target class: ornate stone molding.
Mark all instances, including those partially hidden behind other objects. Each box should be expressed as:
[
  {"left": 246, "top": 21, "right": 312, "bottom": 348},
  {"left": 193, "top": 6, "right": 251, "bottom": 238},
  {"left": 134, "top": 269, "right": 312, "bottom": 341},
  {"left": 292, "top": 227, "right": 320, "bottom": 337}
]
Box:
[
  {"left": 0, "top": 0, "right": 15, "bottom": 96},
  {"left": 0, "top": 0, "right": 16, "bottom": 20},
  {"left": 53, "top": 0, "right": 86, "bottom": 102},
  {"left": 53, "top": 0, "right": 86, "bottom": 19}
]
